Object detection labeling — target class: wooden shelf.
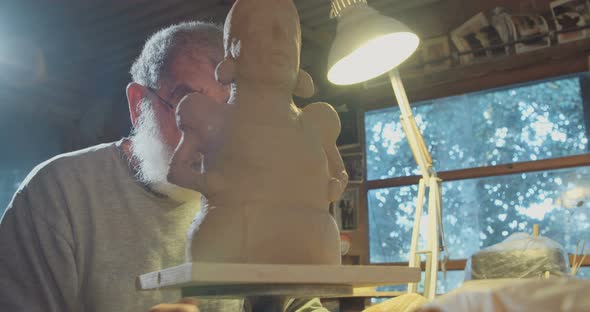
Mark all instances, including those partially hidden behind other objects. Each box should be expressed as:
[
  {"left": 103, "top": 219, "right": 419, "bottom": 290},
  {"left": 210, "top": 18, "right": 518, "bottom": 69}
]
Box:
[{"left": 350, "top": 38, "right": 590, "bottom": 110}]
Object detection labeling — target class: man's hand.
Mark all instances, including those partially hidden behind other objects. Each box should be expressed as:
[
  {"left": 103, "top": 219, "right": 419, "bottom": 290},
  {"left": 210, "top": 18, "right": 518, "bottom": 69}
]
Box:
[{"left": 149, "top": 298, "right": 199, "bottom": 312}]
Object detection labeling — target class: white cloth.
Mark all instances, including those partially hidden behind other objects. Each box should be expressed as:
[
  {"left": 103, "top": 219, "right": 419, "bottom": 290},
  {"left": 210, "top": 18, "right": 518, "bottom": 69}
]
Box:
[
  {"left": 0, "top": 141, "right": 242, "bottom": 312},
  {"left": 420, "top": 277, "right": 590, "bottom": 312}
]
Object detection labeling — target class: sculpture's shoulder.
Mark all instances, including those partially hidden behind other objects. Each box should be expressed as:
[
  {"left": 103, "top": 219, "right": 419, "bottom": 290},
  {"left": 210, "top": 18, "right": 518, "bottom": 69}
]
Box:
[{"left": 301, "top": 102, "right": 341, "bottom": 140}]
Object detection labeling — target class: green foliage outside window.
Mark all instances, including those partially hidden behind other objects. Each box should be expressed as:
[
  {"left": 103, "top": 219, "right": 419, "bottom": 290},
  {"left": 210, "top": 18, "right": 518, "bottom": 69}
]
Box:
[{"left": 365, "top": 73, "right": 590, "bottom": 283}]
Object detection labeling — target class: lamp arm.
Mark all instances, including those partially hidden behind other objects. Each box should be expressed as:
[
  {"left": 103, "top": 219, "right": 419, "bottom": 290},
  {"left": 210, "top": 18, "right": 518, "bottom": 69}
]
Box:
[
  {"left": 388, "top": 69, "right": 435, "bottom": 180},
  {"left": 389, "top": 69, "right": 449, "bottom": 299}
]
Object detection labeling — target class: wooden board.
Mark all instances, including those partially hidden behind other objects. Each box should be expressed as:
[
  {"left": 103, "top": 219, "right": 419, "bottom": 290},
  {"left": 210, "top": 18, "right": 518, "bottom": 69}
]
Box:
[
  {"left": 180, "top": 284, "right": 353, "bottom": 298},
  {"left": 136, "top": 262, "right": 420, "bottom": 298}
]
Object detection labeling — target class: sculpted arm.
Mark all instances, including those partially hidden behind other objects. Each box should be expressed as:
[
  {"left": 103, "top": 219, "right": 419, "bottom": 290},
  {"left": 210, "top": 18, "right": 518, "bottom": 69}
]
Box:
[
  {"left": 167, "top": 93, "right": 226, "bottom": 195},
  {"left": 302, "top": 102, "right": 348, "bottom": 201}
]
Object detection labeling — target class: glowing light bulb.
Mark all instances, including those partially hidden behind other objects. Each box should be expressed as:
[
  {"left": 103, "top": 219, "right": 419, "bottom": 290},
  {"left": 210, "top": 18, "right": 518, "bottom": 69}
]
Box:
[{"left": 328, "top": 32, "right": 419, "bottom": 85}]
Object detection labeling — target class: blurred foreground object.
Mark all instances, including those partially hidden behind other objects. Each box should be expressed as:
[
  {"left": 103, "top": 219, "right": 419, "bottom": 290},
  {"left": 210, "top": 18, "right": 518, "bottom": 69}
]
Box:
[
  {"left": 465, "top": 232, "right": 569, "bottom": 280},
  {"left": 362, "top": 293, "right": 427, "bottom": 312},
  {"left": 419, "top": 277, "right": 590, "bottom": 312}
]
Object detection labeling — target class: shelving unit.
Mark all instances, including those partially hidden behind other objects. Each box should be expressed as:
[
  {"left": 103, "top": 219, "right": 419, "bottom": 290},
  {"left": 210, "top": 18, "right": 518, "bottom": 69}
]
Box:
[{"left": 360, "top": 37, "right": 590, "bottom": 110}]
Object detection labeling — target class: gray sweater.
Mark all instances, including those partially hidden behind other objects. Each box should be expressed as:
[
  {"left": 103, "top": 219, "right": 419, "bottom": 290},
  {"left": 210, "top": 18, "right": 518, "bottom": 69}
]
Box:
[{"left": 0, "top": 141, "right": 242, "bottom": 311}]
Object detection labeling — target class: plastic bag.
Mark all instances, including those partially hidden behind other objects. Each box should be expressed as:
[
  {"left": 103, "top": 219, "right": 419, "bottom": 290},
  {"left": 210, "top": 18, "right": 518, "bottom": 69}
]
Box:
[{"left": 464, "top": 232, "right": 569, "bottom": 280}]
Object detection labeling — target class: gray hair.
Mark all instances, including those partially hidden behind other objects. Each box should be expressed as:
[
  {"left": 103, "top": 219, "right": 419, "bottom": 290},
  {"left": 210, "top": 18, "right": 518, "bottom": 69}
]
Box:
[{"left": 130, "top": 21, "right": 224, "bottom": 89}]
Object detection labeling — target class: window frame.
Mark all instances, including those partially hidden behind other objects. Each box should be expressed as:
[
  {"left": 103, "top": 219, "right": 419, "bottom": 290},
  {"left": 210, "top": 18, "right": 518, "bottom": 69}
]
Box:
[
  {"left": 360, "top": 71, "right": 590, "bottom": 278},
  {"left": 367, "top": 153, "right": 590, "bottom": 271}
]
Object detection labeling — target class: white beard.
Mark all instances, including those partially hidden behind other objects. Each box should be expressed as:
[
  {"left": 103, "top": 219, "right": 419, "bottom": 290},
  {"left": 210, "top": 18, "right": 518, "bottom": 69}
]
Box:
[{"left": 129, "top": 100, "right": 200, "bottom": 202}]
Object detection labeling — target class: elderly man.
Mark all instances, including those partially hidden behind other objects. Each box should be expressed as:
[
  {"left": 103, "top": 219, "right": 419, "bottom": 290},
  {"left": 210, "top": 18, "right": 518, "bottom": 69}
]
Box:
[{"left": 0, "top": 21, "right": 327, "bottom": 312}]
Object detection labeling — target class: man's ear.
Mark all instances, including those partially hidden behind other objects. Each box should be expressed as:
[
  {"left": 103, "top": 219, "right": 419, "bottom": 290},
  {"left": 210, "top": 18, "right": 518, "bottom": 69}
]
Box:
[
  {"left": 126, "top": 82, "right": 145, "bottom": 128},
  {"left": 293, "top": 69, "right": 315, "bottom": 98},
  {"left": 215, "top": 58, "right": 236, "bottom": 85}
]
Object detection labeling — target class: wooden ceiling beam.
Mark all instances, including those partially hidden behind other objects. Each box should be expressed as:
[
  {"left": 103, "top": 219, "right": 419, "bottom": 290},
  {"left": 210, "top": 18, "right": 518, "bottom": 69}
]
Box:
[
  {"left": 298, "top": 2, "right": 331, "bottom": 23},
  {"left": 79, "top": 0, "right": 188, "bottom": 39},
  {"left": 78, "top": 5, "right": 229, "bottom": 66},
  {"left": 82, "top": 0, "right": 163, "bottom": 28},
  {"left": 90, "top": 40, "right": 324, "bottom": 80},
  {"left": 82, "top": 4, "right": 330, "bottom": 78},
  {"left": 295, "top": 0, "right": 328, "bottom": 11},
  {"left": 300, "top": 24, "right": 332, "bottom": 47},
  {"left": 67, "top": 1, "right": 221, "bottom": 65}
]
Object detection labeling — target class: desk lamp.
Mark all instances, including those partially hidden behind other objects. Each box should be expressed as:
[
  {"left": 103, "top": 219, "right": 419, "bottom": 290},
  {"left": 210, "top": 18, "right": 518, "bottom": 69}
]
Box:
[{"left": 327, "top": 0, "right": 446, "bottom": 299}]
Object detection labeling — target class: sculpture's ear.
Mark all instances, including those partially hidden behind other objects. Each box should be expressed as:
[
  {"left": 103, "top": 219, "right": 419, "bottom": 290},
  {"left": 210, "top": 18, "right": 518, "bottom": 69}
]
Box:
[
  {"left": 293, "top": 69, "right": 315, "bottom": 98},
  {"left": 215, "top": 58, "right": 237, "bottom": 85}
]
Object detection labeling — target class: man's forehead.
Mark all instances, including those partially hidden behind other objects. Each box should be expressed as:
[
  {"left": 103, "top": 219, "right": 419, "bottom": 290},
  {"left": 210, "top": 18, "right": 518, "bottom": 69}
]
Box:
[
  {"left": 180, "top": 47, "right": 221, "bottom": 64},
  {"left": 163, "top": 53, "right": 218, "bottom": 89},
  {"left": 169, "top": 51, "right": 217, "bottom": 74}
]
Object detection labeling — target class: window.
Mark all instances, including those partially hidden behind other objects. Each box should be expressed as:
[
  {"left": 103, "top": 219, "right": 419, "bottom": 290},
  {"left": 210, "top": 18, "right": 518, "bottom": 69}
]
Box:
[
  {"left": 365, "top": 74, "right": 588, "bottom": 180},
  {"left": 364, "top": 72, "right": 590, "bottom": 291}
]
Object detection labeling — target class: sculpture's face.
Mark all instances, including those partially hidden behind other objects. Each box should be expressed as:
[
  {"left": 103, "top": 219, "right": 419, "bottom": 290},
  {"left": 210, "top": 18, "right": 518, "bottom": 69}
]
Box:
[
  {"left": 158, "top": 51, "right": 229, "bottom": 149},
  {"left": 227, "top": 0, "right": 301, "bottom": 88}
]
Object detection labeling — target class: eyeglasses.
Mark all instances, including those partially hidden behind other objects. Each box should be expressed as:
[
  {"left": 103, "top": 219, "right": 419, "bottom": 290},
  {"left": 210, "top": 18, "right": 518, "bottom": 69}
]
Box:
[{"left": 146, "top": 87, "right": 175, "bottom": 111}]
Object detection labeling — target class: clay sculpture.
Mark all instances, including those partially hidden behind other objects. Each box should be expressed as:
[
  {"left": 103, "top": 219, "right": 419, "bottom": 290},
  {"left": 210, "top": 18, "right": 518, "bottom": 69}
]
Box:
[{"left": 167, "top": 0, "right": 349, "bottom": 265}]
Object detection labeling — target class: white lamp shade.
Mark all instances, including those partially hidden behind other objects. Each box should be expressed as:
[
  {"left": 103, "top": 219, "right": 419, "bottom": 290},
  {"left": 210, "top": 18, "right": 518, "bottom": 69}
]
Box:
[{"left": 327, "top": 5, "right": 420, "bottom": 85}]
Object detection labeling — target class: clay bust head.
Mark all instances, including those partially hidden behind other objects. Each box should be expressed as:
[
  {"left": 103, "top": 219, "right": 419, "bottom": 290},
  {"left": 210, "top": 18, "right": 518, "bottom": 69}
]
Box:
[{"left": 215, "top": 0, "right": 314, "bottom": 98}]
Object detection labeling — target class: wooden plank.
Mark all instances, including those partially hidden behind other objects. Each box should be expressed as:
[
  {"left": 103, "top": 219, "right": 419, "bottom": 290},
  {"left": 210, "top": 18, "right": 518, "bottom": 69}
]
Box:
[
  {"left": 367, "top": 154, "right": 590, "bottom": 189},
  {"left": 80, "top": 4, "right": 228, "bottom": 64},
  {"left": 348, "top": 288, "right": 406, "bottom": 297},
  {"left": 180, "top": 284, "right": 353, "bottom": 298},
  {"left": 297, "top": 2, "right": 331, "bottom": 24},
  {"left": 377, "top": 254, "right": 590, "bottom": 272},
  {"left": 136, "top": 262, "right": 421, "bottom": 291},
  {"left": 568, "top": 254, "right": 590, "bottom": 267},
  {"left": 300, "top": 24, "right": 332, "bottom": 47},
  {"left": 376, "top": 259, "right": 467, "bottom": 271},
  {"left": 295, "top": 0, "right": 327, "bottom": 12}
]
